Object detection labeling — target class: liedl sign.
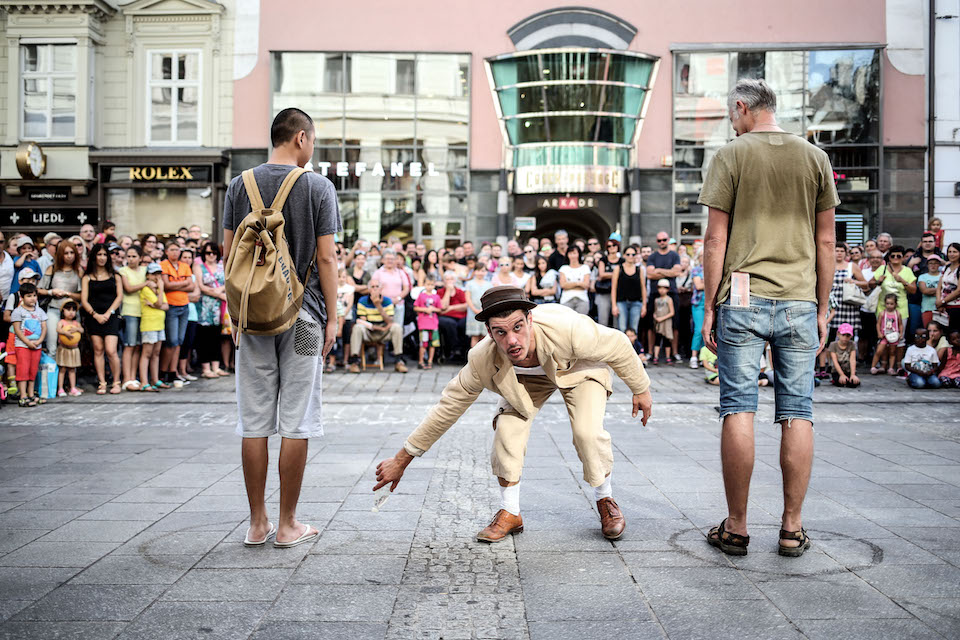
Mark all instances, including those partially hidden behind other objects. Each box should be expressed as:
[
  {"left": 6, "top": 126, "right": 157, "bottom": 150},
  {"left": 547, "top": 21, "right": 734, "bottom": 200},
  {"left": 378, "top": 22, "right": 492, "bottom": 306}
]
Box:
[{"left": 0, "top": 209, "right": 97, "bottom": 228}]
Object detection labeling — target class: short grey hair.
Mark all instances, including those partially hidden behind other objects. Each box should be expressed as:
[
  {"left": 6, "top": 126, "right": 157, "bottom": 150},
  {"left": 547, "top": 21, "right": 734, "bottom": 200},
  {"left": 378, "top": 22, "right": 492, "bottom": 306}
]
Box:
[
  {"left": 728, "top": 78, "right": 777, "bottom": 114},
  {"left": 381, "top": 248, "right": 396, "bottom": 257},
  {"left": 877, "top": 232, "right": 892, "bottom": 241},
  {"left": 443, "top": 270, "right": 458, "bottom": 280}
]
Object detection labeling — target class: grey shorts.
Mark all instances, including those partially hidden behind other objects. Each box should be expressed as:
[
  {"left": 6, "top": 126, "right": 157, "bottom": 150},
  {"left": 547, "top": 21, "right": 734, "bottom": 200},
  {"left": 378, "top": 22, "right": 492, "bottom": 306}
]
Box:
[{"left": 235, "top": 308, "right": 324, "bottom": 439}]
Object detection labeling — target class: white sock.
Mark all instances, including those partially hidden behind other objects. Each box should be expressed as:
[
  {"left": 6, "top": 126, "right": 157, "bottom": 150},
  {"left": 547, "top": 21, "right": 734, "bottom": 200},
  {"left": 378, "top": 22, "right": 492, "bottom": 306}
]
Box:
[
  {"left": 499, "top": 483, "right": 520, "bottom": 515},
  {"left": 594, "top": 474, "right": 613, "bottom": 501}
]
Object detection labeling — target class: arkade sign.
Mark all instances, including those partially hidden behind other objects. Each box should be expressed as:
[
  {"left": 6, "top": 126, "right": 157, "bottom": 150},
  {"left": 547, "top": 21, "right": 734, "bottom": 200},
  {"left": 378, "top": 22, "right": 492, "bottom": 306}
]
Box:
[
  {"left": 538, "top": 196, "right": 599, "bottom": 210},
  {"left": 515, "top": 165, "right": 625, "bottom": 194},
  {"left": 129, "top": 166, "right": 198, "bottom": 180}
]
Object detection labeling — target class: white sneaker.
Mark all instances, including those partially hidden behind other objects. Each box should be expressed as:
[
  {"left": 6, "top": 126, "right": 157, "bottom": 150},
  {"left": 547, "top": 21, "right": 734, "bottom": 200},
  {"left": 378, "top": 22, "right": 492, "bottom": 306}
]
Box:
[{"left": 689, "top": 356, "right": 699, "bottom": 369}]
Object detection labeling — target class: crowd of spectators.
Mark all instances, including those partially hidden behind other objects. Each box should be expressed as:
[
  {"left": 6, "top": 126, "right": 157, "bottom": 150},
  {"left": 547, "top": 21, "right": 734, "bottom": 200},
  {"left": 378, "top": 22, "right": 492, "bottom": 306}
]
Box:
[
  {"left": 0, "top": 222, "right": 231, "bottom": 406},
  {"left": 2, "top": 216, "right": 957, "bottom": 405}
]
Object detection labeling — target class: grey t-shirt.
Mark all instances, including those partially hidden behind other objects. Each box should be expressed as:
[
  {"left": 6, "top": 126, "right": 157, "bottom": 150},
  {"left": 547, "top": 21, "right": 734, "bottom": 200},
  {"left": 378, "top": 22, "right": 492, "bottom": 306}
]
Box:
[{"left": 222, "top": 164, "right": 342, "bottom": 325}]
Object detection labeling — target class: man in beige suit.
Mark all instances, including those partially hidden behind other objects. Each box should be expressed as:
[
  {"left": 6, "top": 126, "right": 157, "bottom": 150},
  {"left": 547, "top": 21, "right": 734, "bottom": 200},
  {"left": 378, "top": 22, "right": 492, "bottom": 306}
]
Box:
[{"left": 375, "top": 286, "right": 653, "bottom": 542}]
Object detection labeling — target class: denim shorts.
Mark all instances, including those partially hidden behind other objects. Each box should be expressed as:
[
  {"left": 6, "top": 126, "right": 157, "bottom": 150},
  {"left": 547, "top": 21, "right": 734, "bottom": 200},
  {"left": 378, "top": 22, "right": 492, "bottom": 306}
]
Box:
[
  {"left": 716, "top": 297, "right": 818, "bottom": 424},
  {"left": 122, "top": 316, "right": 141, "bottom": 347},
  {"left": 164, "top": 304, "right": 190, "bottom": 347},
  {"left": 141, "top": 330, "right": 166, "bottom": 344}
]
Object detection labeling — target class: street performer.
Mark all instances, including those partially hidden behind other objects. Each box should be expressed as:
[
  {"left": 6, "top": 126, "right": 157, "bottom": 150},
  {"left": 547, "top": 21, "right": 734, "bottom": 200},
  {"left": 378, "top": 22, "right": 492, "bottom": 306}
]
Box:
[{"left": 374, "top": 286, "right": 653, "bottom": 542}]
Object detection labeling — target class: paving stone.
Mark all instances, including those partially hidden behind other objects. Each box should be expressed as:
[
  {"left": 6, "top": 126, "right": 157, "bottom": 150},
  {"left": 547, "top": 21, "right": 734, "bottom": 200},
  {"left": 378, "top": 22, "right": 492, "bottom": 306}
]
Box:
[
  {"left": 757, "top": 574, "right": 910, "bottom": 619},
  {"left": 116, "top": 601, "right": 269, "bottom": 640},
  {"left": 797, "top": 618, "right": 943, "bottom": 640},
  {"left": 68, "top": 554, "right": 198, "bottom": 585},
  {"left": 160, "top": 568, "right": 291, "bottom": 602},
  {"left": 0, "top": 541, "right": 120, "bottom": 568},
  {"left": 0, "top": 510, "right": 86, "bottom": 531},
  {"left": 0, "top": 567, "right": 80, "bottom": 601},
  {"left": 112, "top": 530, "right": 227, "bottom": 556},
  {"left": 195, "top": 542, "right": 312, "bottom": 569},
  {"left": 249, "top": 621, "right": 388, "bottom": 640},
  {"left": 310, "top": 530, "right": 415, "bottom": 556},
  {"left": 527, "top": 620, "right": 663, "bottom": 640},
  {"left": 896, "top": 598, "right": 960, "bottom": 638},
  {"left": 518, "top": 552, "right": 634, "bottom": 586},
  {"left": 0, "top": 621, "right": 126, "bottom": 640},
  {"left": 11, "top": 585, "right": 166, "bottom": 621},
  {"left": 265, "top": 584, "right": 399, "bottom": 622},
  {"left": 41, "top": 520, "right": 153, "bottom": 544},
  {"left": 629, "top": 566, "right": 765, "bottom": 603},
  {"left": 651, "top": 599, "right": 801, "bottom": 640},
  {"left": 853, "top": 564, "right": 960, "bottom": 598},
  {"left": 522, "top": 582, "right": 650, "bottom": 621},
  {"left": 292, "top": 554, "right": 407, "bottom": 585}
]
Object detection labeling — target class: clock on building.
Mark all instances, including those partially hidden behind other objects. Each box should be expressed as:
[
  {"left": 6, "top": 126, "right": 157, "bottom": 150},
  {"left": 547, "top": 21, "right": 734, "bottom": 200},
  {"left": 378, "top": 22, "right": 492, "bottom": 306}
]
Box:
[{"left": 15, "top": 141, "right": 46, "bottom": 179}]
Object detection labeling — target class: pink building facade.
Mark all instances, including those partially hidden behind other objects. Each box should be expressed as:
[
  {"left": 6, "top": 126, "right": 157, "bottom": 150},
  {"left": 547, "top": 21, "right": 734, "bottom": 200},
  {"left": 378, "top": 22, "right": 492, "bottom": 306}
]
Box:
[{"left": 232, "top": 1, "right": 927, "bottom": 247}]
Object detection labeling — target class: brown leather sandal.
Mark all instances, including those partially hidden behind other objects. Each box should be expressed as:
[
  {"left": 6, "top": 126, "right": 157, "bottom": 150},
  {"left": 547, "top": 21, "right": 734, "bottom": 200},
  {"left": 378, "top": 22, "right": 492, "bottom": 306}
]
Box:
[
  {"left": 778, "top": 528, "right": 811, "bottom": 557},
  {"left": 707, "top": 518, "right": 750, "bottom": 556}
]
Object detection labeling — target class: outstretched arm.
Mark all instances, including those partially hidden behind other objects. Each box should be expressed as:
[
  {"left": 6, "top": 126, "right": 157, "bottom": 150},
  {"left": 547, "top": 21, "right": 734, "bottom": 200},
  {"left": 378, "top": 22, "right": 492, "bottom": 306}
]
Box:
[{"left": 375, "top": 361, "right": 485, "bottom": 490}]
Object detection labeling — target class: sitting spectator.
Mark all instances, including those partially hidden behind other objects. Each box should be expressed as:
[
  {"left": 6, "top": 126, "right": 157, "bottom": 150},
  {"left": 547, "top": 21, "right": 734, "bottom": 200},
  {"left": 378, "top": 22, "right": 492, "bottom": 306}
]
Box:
[
  {"left": 917, "top": 253, "right": 944, "bottom": 328},
  {"left": 827, "top": 323, "right": 860, "bottom": 388},
  {"left": 348, "top": 279, "right": 407, "bottom": 373},
  {"left": 871, "top": 294, "right": 903, "bottom": 375},
  {"left": 928, "top": 321, "right": 950, "bottom": 361},
  {"left": 904, "top": 328, "right": 941, "bottom": 389},
  {"left": 414, "top": 276, "right": 442, "bottom": 369},
  {"left": 437, "top": 270, "right": 468, "bottom": 361},
  {"left": 624, "top": 327, "right": 644, "bottom": 358},
  {"left": 327, "top": 268, "right": 354, "bottom": 373},
  {"left": 937, "top": 330, "right": 960, "bottom": 388},
  {"left": 700, "top": 346, "right": 719, "bottom": 385}
]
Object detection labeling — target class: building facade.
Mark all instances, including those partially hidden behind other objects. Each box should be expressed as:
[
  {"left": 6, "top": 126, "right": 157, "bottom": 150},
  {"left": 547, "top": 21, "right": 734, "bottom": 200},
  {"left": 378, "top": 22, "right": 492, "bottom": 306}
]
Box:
[
  {"left": 234, "top": 0, "right": 931, "bottom": 248},
  {"left": 0, "top": 0, "right": 237, "bottom": 239}
]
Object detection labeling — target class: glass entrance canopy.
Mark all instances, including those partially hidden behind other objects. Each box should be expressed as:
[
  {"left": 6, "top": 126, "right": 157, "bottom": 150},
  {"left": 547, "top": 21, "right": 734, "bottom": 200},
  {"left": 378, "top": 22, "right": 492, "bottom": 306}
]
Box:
[{"left": 485, "top": 48, "right": 659, "bottom": 166}]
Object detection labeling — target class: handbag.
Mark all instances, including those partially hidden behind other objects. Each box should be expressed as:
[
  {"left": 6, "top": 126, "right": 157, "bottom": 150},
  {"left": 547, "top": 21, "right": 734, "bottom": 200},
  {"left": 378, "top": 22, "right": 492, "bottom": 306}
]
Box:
[
  {"left": 884, "top": 330, "right": 900, "bottom": 344},
  {"left": 842, "top": 281, "right": 866, "bottom": 306},
  {"left": 932, "top": 310, "right": 949, "bottom": 326}
]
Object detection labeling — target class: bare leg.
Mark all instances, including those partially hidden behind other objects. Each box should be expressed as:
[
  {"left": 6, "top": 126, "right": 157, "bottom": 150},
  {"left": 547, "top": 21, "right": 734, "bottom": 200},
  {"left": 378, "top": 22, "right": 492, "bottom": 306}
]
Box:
[
  {"left": 121, "top": 342, "right": 134, "bottom": 383},
  {"left": 149, "top": 345, "right": 161, "bottom": 384},
  {"left": 67, "top": 368, "right": 76, "bottom": 390},
  {"left": 720, "top": 412, "right": 755, "bottom": 536},
  {"left": 105, "top": 336, "right": 121, "bottom": 385},
  {"left": 92, "top": 335, "right": 106, "bottom": 385},
  {"left": 276, "top": 437, "right": 316, "bottom": 543},
  {"left": 241, "top": 437, "right": 271, "bottom": 540},
  {"left": 779, "top": 419, "right": 814, "bottom": 546},
  {"left": 58, "top": 368, "right": 66, "bottom": 393},
  {"left": 672, "top": 328, "right": 679, "bottom": 358}
]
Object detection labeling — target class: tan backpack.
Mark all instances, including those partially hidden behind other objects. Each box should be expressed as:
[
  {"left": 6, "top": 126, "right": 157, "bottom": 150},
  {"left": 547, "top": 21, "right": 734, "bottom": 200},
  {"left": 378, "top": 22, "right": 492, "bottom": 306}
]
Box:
[{"left": 225, "top": 167, "right": 309, "bottom": 336}]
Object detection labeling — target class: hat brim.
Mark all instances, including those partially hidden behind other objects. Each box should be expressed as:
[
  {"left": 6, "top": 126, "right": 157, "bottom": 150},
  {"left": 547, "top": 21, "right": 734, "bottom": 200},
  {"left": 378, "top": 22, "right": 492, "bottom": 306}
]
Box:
[{"left": 475, "top": 299, "right": 537, "bottom": 323}]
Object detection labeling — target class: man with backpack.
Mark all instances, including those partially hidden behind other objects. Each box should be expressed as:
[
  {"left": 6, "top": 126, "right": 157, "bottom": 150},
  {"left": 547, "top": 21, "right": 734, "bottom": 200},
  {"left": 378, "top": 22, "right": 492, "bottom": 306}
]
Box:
[{"left": 222, "top": 107, "right": 341, "bottom": 548}]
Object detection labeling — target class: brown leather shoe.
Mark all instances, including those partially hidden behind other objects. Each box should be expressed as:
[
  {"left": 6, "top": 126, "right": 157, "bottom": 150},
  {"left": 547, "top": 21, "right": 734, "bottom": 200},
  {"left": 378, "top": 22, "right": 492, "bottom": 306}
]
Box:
[
  {"left": 395, "top": 360, "right": 408, "bottom": 373},
  {"left": 597, "top": 497, "right": 626, "bottom": 540},
  {"left": 348, "top": 363, "right": 361, "bottom": 374},
  {"left": 476, "top": 509, "right": 523, "bottom": 543}
]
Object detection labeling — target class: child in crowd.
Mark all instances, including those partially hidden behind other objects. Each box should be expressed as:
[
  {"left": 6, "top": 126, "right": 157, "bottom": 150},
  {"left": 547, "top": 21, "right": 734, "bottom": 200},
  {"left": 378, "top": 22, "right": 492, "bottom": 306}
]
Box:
[
  {"left": 700, "top": 347, "right": 719, "bottom": 385},
  {"left": 625, "top": 328, "right": 646, "bottom": 359},
  {"left": 928, "top": 321, "right": 949, "bottom": 361},
  {"left": 465, "top": 264, "right": 492, "bottom": 348},
  {"left": 414, "top": 276, "right": 442, "bottom": 369},
  {"left": 937, "top": 330, "right": 960, "bottom": 388},
  {"left": 759, "top": 342, "right": 774, "bottom": 387},
  {"left": 827, "top": 322, "right": 860, "bottom": 388},
  {"left": 903, "top": 327, "right": 941, "bottom": 389},
  {"left": 12, "top": 238, "right": 40, "bottom": 294},
  {"left": 10, "top": 283, "right": 47, "bottom": 406},
  {"left": 652, "top": 279, "right": 675, "bottom": 364},
  {"left": 327, "top": 268, "right": 354, "bottom": 373},
  {"left": 56, "top": 301, "right": 83, "bottom": 397},
  {"left": 929, "top": 216, "right": 944, "bottom": 250},
  {"left": 138, "top": 263, "right": 168, "bottom": 391},
  {"left": 917, "top": 254, "right": 944, "bottom": 328},
  {"left": 3, "top": 268, "right": 42, "bottom": 393},
  {"left": 872, "top": 293, "right": 903, "bottom": 375}
]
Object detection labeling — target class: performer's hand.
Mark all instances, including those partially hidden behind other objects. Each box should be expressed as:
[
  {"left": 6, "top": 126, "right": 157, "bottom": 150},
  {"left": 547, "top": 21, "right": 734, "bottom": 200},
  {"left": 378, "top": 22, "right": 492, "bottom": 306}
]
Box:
[
  {"left": 632, "top": 390, "right": 652, "bottom": 426},
  {"left": 702, "top": 305, "right": 717, "bottom": 354},
  {"left": 374, "top": 450, "right": 413, "bottom": 491},
  {"left": 322, "top": 321, "right": 337, "bottom": 357}
]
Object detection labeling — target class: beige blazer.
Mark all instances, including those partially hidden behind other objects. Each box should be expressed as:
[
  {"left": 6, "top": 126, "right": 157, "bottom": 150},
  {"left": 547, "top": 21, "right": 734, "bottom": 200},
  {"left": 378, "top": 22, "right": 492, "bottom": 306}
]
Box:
[{"left": 406, "top": 304, "right": 651, "bottom": 453}]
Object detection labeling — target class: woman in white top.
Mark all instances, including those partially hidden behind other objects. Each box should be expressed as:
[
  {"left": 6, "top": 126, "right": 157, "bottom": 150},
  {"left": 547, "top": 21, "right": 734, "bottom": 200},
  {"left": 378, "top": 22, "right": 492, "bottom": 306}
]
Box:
[
  {"left": 558, "top": 245, "right": 591, "bottom": 314},
  {"left": 510, "top": 257, "right": 531, "bottom": 289},
  {"left": 492, "top": 258, "right": 521, "bottom": 288}
]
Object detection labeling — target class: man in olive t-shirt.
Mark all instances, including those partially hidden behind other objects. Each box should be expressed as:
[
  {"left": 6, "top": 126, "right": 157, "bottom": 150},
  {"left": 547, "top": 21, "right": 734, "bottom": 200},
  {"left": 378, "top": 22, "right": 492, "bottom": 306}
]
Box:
[{"left": 698, "top": 79, "right": 839, "bottom": 559}]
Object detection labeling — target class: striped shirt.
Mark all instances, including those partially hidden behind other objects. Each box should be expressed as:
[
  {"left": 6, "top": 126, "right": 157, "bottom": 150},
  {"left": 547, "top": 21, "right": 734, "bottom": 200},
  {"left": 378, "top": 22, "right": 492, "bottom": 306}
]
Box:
[{"left": 356, "top": 295, "right": 394, "bottom": 326}]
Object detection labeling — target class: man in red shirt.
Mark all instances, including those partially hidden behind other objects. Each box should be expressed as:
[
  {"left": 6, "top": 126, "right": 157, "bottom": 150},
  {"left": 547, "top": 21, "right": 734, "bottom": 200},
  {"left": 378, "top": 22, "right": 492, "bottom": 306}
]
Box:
[{"left": 438, "top": 270, "right": 468, "bottom": 361}]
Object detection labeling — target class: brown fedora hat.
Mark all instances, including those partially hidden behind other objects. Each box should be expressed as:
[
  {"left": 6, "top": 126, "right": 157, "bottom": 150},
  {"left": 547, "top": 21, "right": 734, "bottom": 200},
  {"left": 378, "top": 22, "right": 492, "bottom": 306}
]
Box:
[{"left": 475, "top": 285, "right": 537, "bottom": 322}]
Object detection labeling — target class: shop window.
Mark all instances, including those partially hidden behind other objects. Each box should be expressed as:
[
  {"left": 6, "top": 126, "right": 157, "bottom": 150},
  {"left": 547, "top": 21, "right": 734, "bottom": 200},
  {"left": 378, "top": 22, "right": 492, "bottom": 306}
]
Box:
[
  {"left": 396, "top": 58, "right": 415, "bottom": 95},
  {"left": 21, "top": 43, "right": 77, "bottom": 141},
  {"left": 147, "top": 50, "right": 201, "bottom": 145}
]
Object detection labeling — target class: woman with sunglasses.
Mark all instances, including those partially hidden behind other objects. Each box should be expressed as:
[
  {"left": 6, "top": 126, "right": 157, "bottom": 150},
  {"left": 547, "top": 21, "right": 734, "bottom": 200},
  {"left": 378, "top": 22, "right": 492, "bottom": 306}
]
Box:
[
  {"left": 869, "top": 245, "right": 917, "bottom": 367},
  {"left": 595, "top": 238, "right": 621, "bottom": 328},
  {"left": 610, "top": 244, "right": 647, "bottom": 334},
  {"left": 521, "top": 245, "right": 538, "bottom": 272},
  {"left": 937, "top": 242, "right": 960, "bottom": 332},
  {"left": 195, "top": 242, "right": 229, "bottom": 378}
]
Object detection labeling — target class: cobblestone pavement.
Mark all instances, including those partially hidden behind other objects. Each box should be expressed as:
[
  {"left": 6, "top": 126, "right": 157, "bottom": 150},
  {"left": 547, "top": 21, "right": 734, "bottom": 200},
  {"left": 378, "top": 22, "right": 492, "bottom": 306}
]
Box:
[{"left": 0, "top": 364, "right": 958, "bottom": 639}]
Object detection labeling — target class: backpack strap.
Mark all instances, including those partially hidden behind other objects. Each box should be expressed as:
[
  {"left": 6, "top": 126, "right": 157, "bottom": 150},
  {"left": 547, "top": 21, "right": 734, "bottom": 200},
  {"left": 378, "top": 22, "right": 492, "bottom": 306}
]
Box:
[
  {"left": 270, "top": 167, "right": 308, "bottom": 212},
  {"left": 241, "top": 170, "right": 266, "bottom": 212}
]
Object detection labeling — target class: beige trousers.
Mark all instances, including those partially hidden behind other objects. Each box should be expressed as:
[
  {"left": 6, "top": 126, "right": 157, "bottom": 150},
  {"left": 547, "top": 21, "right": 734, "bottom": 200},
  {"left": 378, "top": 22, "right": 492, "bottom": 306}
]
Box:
[
  {"left": 490, "top": 376, "right": 613, "bottom": 487},
  {"left": 350, "top": 322, "right": 404, "bottom": 356}
]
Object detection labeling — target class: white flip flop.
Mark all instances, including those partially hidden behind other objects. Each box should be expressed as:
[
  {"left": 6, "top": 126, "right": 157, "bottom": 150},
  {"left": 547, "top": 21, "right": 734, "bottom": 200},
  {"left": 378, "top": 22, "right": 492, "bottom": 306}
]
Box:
[
  {"left": 243, "top": 522, "right": 276, "bottom": 546},
  {"left": 273, "top": 524, "right": 319, "bottom": 548}
]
